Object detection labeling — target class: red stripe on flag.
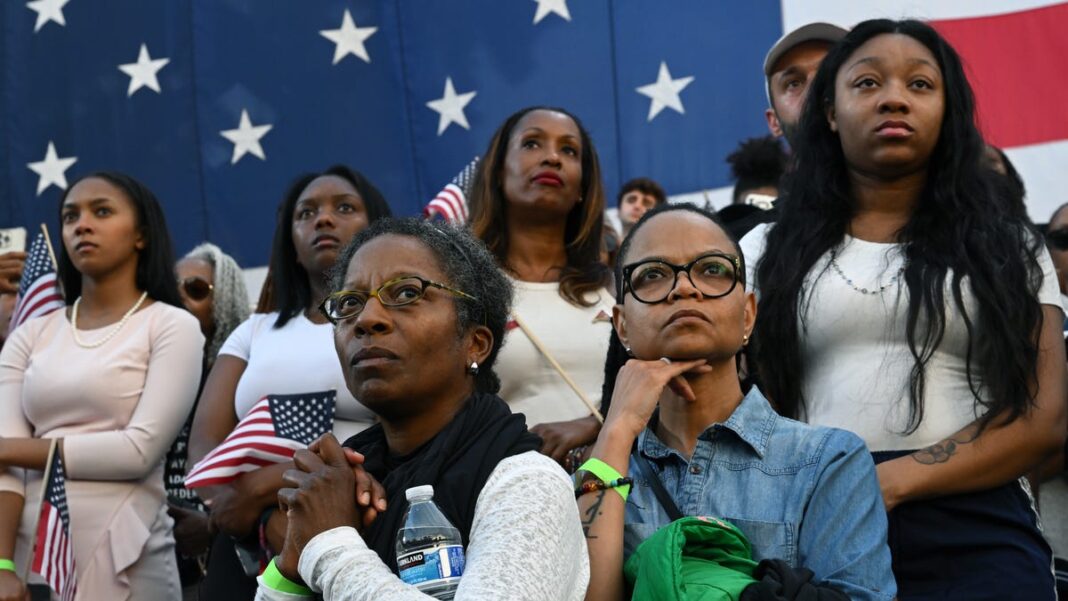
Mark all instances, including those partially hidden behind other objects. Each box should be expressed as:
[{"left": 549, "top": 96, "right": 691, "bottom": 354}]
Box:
[
  {"left": 931, "top": 3, "right": 1068, "bottom": 148},
  {"left": 31, "top": 504, "right": 52, "bottom": 574}
]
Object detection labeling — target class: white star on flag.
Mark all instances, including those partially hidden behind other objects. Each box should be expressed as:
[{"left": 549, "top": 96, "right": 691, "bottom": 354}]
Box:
[
  {"left": 27, "top": 142, "right": 77, "bottom": 196},
  {"left": 118, "top": 44, "right": 170, "bottom": 97},
  {"left": 220, "top": 110, "right": 273, "bottom": 164},
  {"left": 320, "top": 9, "right": 377, "bottom": 65},
  {"left": 426, "top": 77, "right": 476, "bottom": 136},
  {"left": 532, "top": 0, "right": 570, "bottom": 24},
  {"left": 26, "top": 0, "right": 69, "bottom": 33},
  {"left": 636, "top": 61, "right": 695, "bottom": 122}
]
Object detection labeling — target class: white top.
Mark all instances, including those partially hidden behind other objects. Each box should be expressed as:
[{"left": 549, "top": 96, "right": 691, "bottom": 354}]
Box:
[
  {"left": 741, "top": 222, "right": 1062, "bottom": 452},
  {"left": 495, "top": 279, "right": 615, "bottom": 426},
  {"left": 254, "top": 451, "right": 589, "bottom": 601},
  {"left": 220, "top": 312, "right": 374, "bottom": 441}
]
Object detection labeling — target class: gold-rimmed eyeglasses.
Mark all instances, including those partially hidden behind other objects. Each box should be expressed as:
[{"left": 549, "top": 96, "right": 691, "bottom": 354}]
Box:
[{"left": 318, "top": 275, "right": 479, "bottom": 324}]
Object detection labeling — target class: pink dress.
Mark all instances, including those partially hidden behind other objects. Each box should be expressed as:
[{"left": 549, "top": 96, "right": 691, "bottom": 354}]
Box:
[{"left": 0, "top": 302, "right": 203, "bottom": 600}]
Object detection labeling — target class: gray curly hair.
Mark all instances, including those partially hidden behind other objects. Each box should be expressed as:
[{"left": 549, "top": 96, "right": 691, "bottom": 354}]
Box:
[{"left": 184, "top": 243, "right": 251, "bottom": 365}]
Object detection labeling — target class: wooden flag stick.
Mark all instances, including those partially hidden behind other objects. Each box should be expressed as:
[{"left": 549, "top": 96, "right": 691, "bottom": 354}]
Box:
[
  {"left": 511, "top": 312, "right": 604, "bottom": 424},
  {"left": 23, "top": 439, "right": 59, "bottom": 582},
  {"left": 38, "top": 223, "right": 58, "bottom": 271}
]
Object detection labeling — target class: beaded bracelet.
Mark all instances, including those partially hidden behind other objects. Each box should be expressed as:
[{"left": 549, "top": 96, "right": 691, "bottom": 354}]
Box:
[
  {"left": 575, "top": 477, "right": 633, "bottom": 499},
  {"left": 577, "top": 458, "right": 631, "bottom": 501},
  {"left": 0, "top": 558, "right": 15, "bottom": 573}
]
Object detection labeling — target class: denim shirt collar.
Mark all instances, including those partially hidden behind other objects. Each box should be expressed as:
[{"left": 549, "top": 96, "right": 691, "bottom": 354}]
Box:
[{"left": 638, "top": 386, "right": 776, "bottom": 460}]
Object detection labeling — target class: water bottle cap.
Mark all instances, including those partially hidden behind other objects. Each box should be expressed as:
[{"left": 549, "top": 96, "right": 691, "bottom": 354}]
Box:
[{"left": 405, "top": 485, "right": 434, "bottom": 501}]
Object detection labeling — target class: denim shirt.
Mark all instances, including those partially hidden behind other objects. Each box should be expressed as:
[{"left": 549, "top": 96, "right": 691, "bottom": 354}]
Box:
[{"left": 623, "top": 387, "right": 896, "bottom": 601}]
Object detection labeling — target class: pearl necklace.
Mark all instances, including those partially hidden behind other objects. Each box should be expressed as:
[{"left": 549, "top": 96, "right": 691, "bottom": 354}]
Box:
[{"left": 71, "top": 291, "right": 149, "bottom": 348}]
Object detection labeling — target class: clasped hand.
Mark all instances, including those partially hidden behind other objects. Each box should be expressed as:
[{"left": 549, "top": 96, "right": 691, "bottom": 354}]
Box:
[{"left": 275, "top": 434, "right": 387, "bottom": 581}]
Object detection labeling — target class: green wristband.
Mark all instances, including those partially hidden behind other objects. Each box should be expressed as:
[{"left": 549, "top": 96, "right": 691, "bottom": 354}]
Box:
[
  {"left": 0, "top": 558, "right": 15, "bottom": 572},
  {"left": 578, "top": 458, "right": 631, "bottom": 501},
  {"left": 261, "top": 558, "right": 313, "bottom": 595}
]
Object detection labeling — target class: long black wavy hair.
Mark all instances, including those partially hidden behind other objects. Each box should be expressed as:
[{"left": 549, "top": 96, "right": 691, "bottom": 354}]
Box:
[
  {"left": 57, "top": 171, "right": 183, "bottom": 308},
  {"left": 752, "top": 19, "right": 1045, "bottom": 433},
  {"left": 598, "top": 203, "right": 744, "bottom": 415},
  {"left": 268, "top": 165, "right": 392, "bottom": 328}
]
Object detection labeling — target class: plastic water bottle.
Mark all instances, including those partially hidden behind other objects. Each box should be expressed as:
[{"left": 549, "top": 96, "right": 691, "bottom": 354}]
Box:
[{"left": 395, "top": 485, "right": 465, "bottom": 599}]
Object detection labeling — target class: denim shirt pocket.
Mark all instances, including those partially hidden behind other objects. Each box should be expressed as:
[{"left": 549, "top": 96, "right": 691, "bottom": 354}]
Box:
[{"left": 719, "top": 517, "right": 797, "bottom": 566}]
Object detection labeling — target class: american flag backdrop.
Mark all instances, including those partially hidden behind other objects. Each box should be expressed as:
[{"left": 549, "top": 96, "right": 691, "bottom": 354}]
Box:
[
  {"left": 31, "top": 449, "right": 77, "bottom": 601},
  {"left": 183, "top": 390, "right": 336, "bottom": 489},
  {"left": 10, "top": 230, "right": 64, "bottom": 332},
  {"left": 424, "top": 157, "right": 480, "bottom": 224},
  {"left": 2, "top": 1, "right": 1066, "bottom": 270}
]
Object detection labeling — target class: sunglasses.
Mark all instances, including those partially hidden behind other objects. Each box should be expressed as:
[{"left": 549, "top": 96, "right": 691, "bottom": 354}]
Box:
[
  {"left": 180, "top": 276, "right": 214, "bottom": 301},
  {"left": 1047, "top": 228, "right": 1068, "bottom": 251}
]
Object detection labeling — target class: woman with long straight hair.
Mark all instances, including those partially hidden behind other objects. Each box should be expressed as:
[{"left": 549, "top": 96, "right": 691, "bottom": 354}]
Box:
[
  {"left": 189, "top": 165, "right": 391, "bottom": 598},
  {"left": 744, "top": 19, "right": 1067, "bottom": 598},
  {"left": 467, "top": 106, "right": 614, "bottom": 464},
  {"left": 0, "top": 172, "right": 204, "bottom": 599}
]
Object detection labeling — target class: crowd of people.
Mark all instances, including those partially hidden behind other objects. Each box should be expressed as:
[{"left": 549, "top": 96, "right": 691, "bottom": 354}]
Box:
[{"left": 0, "top": 16, "right": 1065, "bottom": 601}]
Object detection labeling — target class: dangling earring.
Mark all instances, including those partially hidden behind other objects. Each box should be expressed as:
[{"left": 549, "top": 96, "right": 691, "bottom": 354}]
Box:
[
  {"left": 624, "top": 346, "right": 632, "bottom": 355},
  {"left": 742, "top": 334, "right": 750, "bottom": 346},
  {"left": 467, "top": 361, "right": 479, "bottom": 375}
]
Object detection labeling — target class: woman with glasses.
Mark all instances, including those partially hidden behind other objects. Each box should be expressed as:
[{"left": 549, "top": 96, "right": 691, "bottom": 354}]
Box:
[
  {"left": 188, "top": 165, "right": 391, "bottom": 599},
  {"left": 467, "top": 106, "right": 614, "bottom": 466},
  {"left": 744, "top": 20, "right": 1066, "bottom": 598},
  {"left": 255, "top": 218, "right": 588, "bottom": 601},
  {"left": 579, "top": 204, "right": 894, "bottom": 601},
  {"left": 166, "top": 242, "right": 250, "bottom": 597},
  {"left": 0, "top": 172, "right": 204, "bottom": 600}
]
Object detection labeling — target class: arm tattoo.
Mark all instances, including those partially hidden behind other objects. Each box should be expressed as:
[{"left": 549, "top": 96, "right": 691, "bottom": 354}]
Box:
[
  {"left": 580, "top": 489, "right": 608, "bottom": 539},
  {"left": 911, "top": 428, "right": 979, "bottom": 465}
]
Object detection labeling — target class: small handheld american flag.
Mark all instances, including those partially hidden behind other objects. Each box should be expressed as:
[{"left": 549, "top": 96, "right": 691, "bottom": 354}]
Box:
[
  {"left": 184, "top": 390, "right": 337, "bottom": 489},
  {"left": 10, "top": 229, "right": 64, "bottom": 332},
  {"left": 32, "top": 446, "right": 77, "bottom": 601},
  {"left": 424, "top": 156, "right": 481, "bottom": 224}
]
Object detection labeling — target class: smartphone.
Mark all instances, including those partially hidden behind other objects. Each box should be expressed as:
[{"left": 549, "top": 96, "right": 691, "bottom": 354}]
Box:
[{"left": 0, "top": 227, "right": 26, "bottom": 254}]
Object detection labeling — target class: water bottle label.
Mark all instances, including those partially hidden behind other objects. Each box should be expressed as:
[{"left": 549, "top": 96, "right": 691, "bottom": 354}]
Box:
[{"left": 397, "top": 544, "right": 465, "bottom": 586}]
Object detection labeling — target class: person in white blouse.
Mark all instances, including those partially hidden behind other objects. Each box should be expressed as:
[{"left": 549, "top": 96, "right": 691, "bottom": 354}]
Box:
[
  {"left": 255, "top": 218, "right": 588, "bottom": 601},
  {"left": 744, "top": 19, "right": 1066, "bottom": 599},
  {"left": 466, "top": 106, "right": 615, "bottom": 466}
]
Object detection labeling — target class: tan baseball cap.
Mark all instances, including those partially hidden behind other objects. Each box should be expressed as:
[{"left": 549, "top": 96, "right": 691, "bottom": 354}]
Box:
[{"left": 763, "top": 22, "right": 848, "bottom": 77}]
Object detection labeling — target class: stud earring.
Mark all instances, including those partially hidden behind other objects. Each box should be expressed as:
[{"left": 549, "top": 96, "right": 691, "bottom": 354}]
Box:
[{"left": 467, "top": 361, "right": 479, "bottom": 375}]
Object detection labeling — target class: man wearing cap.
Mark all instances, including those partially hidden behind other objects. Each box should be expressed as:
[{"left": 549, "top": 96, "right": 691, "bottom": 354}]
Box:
[
  {"left": 763, "top": 22, "right": 847, "bottom": 147},
  {"left": 723, "top": 22, "right": 848, "bottom": 239}
]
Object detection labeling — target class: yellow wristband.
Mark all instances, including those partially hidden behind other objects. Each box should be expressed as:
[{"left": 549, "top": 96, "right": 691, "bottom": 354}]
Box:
[
  {"left": 578, "top": 458, "right": 631, "bottom": 501},
  {"left": 261, "top": 558, "right": 312, "bottom": 595},
  {"left": 0, "top": 559, "right": 14, "bottom": 573}
]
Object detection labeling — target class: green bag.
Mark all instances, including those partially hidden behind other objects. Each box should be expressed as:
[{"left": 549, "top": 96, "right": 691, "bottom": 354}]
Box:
[{"left": 624, "top": 516, "right": 759, "bottom": 601}]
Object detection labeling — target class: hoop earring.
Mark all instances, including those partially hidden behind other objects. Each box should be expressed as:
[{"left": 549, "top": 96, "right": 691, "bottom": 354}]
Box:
[{"left": 467, "top": 361, "right": 479, "bottom": 375}]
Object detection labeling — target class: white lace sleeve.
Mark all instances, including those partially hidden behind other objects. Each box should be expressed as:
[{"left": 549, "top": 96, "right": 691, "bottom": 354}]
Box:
[{"left": 257, "top": 451, "right": 589, "bottom": 601}]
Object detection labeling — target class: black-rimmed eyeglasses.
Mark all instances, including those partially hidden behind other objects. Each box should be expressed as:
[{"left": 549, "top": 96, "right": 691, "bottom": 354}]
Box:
[
  {"left": 621, "top": 252, "right": 742, "bottom": 304},
  {"left": 319, "top": 275, "right": 479, "bottom": 324}
]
